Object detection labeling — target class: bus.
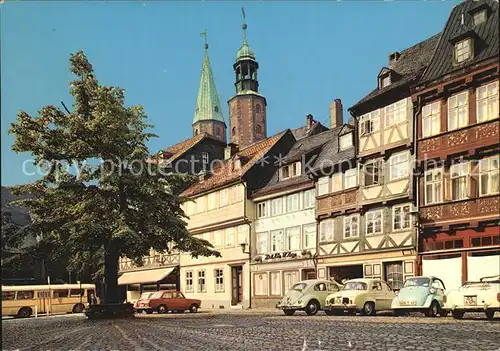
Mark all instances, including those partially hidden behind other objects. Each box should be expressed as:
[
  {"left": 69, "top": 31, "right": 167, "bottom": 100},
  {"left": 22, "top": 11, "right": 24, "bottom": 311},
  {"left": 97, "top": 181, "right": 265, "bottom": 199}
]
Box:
[{"left": 1, "top": 284, "right": 96, "bottom": 318}]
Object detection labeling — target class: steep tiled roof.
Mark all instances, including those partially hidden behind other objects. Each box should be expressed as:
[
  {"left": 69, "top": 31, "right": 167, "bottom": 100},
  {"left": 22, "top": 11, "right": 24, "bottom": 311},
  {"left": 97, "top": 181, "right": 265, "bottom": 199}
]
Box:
[
  {"left": 181, "top": 131, "right": 289, "bottom": 197},
  {"left": 154, "top": 133, "right": 221, "bottom": 165},
  {"left": 251, "top": 129, "right": 336, "bottom": 197},
  {"left": 419, "top": 0, "right": 499, "bottom": 85},
  {"left": 309, "top": 124, "right": 356, "bottom": 175},
  {"left": 350, "top": 33, "right": 441, "bottom": 112}
]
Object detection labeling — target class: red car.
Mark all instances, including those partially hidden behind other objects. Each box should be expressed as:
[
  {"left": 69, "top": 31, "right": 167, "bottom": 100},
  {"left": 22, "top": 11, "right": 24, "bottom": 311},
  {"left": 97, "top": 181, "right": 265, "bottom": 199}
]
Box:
[{"left": 134, "top": 290, "right": 201, "bottom": 314}]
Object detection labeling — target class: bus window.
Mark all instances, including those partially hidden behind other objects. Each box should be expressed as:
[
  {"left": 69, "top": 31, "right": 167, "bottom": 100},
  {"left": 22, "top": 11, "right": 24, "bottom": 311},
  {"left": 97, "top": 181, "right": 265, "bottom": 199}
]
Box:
[
  {"left": 2, "top": 291, "right": 16, "bottom": 300},
  {"left": 17, "top": 291, "right": 34, "bottom": 299},
  {"left": 38, "top": 291, "right": 50, "bottom": 298},
  {"left": 70, "top": 289, "right": 83, "bottom": 297},
  {"left": 54, "top": 290, "right": 69, "bottom": 298}
]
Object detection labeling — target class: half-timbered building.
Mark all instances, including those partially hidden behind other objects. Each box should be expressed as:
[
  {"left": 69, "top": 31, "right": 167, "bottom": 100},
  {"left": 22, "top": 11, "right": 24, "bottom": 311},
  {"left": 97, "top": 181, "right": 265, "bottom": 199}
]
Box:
[
  {"left": 414, "top": 0, "right": 499, "bottom": 291},
  {"left": 344, "top": 34, "right": 440, "bottom": 289}
]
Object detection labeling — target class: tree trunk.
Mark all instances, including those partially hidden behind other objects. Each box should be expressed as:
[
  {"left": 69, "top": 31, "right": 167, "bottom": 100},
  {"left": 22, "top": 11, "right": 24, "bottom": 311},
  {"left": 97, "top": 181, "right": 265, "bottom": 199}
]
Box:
[{"left": 103, "top": 247, "right": 120, "bottom": 304}]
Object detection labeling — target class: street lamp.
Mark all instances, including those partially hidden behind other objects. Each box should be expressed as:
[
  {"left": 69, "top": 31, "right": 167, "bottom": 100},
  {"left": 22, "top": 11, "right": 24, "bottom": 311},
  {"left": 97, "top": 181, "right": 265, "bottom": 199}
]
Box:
[
  {"left": 312, "top": 253, "right": 319, "bottom": 279},
  {"left": 240, "top": 242, "right": 250, "bottom": 254}
]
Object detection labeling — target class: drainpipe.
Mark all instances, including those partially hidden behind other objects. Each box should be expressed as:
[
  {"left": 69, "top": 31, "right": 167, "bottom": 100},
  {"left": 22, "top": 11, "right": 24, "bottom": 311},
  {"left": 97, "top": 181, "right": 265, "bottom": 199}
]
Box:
[
  {"left": 242, "top": 182, "right": 252, "bottom": 309},
  {"left": 413, "top": 96, "right": 422, "bottom": 275}
]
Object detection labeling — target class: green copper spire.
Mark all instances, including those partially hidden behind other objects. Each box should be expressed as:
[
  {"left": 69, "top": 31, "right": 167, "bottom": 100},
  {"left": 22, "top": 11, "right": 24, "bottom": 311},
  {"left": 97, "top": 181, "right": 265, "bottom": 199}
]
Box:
[
  {"left": 236, "top": 7, "right": 256, "bottom": 62},
  {"left": 193, "top": 32, "right": 225, "bottom": 125}
]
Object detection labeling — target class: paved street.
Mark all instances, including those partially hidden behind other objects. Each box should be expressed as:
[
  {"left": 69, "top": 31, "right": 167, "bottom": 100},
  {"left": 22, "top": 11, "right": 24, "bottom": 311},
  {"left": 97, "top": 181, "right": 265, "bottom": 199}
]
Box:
[{"left": 2, "top": 311, "right": 499, "bottom": 351}]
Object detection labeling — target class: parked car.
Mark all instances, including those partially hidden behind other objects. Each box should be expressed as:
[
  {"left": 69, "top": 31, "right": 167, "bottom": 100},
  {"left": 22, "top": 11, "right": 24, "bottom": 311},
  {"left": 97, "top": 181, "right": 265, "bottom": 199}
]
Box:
[
  {"left": 391, "top": 276, "right": 448, "bottom": 317},
  {"left": 133, "top": 292, "right": 154, "bottom": 309},
  {"left": 276, "top": 279, "right": 342, "bottom": 316},
  {"left": 324, "top": 278, "right": 395, "bottom": 316},
  {"left": 445, "top": 275, "right": 500, "bottom": 320},
  {"left": 134, "top": 290, "right": 201, "bottom": 314}
]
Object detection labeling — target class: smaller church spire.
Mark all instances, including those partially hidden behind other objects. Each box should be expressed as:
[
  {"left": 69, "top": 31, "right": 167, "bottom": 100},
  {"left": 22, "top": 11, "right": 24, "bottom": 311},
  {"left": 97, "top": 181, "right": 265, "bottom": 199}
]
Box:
[{"left": 192, "top": 32, "right": 226, "bottom": 142}]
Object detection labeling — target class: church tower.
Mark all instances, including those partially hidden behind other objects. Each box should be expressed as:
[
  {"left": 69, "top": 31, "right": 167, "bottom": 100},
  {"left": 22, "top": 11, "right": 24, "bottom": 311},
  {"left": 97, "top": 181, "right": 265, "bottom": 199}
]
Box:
[
  {"left": 192, "top": 34, "right": 227, "bottom": 143},
  {"left": 228, "top": 8, "right": 267, "bottom": 148}
]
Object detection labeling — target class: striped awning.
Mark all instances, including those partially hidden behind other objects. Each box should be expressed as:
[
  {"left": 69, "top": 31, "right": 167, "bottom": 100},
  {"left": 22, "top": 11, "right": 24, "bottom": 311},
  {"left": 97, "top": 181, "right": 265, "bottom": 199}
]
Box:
[{"left": 118, "top": 267, "right": 175, "bottom": 286}]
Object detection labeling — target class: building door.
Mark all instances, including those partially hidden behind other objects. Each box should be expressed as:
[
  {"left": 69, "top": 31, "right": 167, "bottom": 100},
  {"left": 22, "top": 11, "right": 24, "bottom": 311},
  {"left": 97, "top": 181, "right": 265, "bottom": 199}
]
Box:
[
  {"left": 231, "top": 266, "right": 243, "bottom": 305},
  {"left": 384, "top": 261, "right": 404, "bottom": 290}
]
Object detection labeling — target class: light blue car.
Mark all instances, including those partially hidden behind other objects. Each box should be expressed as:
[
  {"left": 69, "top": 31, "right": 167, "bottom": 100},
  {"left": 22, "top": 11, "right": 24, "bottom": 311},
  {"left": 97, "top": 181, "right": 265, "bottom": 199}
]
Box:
[{"left": 391, "top": 276, "right": 448, "bottom": 317}]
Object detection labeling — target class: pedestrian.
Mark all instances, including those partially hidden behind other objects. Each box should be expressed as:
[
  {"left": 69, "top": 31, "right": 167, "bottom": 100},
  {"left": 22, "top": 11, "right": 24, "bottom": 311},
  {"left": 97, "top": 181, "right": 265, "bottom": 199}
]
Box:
[{"left": 89, "top": 293, "right": 98, "bottom": 305}]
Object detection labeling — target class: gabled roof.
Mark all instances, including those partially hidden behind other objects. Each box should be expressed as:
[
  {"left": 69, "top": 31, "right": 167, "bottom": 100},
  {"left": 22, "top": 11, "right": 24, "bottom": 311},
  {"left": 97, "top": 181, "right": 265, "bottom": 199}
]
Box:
[
  {"left": 291, "top": 121, "right": 329, "bottom": 141},
  {"left": 193, "top": 47, "right": 225, "bottom": 125},
  {"left": 349, "top": 33, "right": 441, "bottom": 113},
  {"left": 419, "top": 0, "right": 499, "bottom": 85},
  {"left": 251, "top": 129, "right": 336, "bottom": 197},
  {"left": 309, "top": 124, "right": 356, "bottom": 175},
  {"left": 181, "top": 130, "right": 290, "bottom": 197},
  {"left": 154, "top": 133, "right": 223, "bottom": 165}
]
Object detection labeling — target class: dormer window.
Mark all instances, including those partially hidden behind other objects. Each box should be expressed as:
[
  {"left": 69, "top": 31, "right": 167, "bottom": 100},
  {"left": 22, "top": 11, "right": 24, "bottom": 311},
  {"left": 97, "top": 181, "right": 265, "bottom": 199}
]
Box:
[
  {"left": 473, "top": 9, "right": 488, "bottom": 25},
  {"left": 279, "top": 162, "right": 301, "bottom": 181},
  {"left": 454, "top": 38, "right": 473, "bottom": 64},
  {"left": 339, "top": 133, "right": 353, "bottom": 151},
  {"left": 380, "top": 75, "right": 391, "bottom": 88}
]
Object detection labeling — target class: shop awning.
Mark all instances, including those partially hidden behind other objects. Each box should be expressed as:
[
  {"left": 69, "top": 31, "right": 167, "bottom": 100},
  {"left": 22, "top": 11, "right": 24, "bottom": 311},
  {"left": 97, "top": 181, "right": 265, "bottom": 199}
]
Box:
[{"left": 118, "top": 267, "right": 175, "bottom": 286}]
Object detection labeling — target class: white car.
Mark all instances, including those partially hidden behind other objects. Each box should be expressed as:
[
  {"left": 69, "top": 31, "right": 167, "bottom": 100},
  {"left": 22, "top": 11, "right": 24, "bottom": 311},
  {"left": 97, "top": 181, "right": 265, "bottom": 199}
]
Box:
[{"left": 445, "top": 275, "right": 500, "bottom": 320}]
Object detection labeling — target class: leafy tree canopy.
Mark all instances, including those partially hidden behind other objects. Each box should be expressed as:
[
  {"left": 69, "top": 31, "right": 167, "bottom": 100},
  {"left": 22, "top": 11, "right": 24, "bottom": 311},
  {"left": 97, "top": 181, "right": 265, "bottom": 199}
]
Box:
[{"left": 8, "top": 51, "right": 219, "bottom": 301}]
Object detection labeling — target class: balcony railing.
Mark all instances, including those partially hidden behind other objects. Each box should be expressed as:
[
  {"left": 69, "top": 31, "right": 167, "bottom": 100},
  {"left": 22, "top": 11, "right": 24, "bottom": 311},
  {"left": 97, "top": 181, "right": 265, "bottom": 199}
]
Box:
[
  {"left": 317, "top": 188, "right": 359, "bottom": 217},
  {"left": 119, "top": 253, "right": 180, "bottom": 273}
]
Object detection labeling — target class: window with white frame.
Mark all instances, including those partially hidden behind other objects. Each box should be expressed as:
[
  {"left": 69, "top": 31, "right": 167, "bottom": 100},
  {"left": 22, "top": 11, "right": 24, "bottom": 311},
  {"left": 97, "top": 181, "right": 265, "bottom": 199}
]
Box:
[
  {"left": 360, "top": 110, "right": 380, "bottom": 136},
  {"left": 285, "top": 226, "right": 300, "bottom": 251},
  {"left": 319, "top": 219, "right": 334, "bottom": 242},
  {"left": 202, "top": 152, "right": 209, "bottom": 166},
  {"left": 284, "top": 271, "right": 299, "bottom": 292},
  {"left": 257, "top": 232, "right": 268, "bottom": 254},
  {"left": 344, "top": 215, "right": 359, "bottom": 239},
  {"left": 451, "top": 162, "right": 469, "bottom": 200},
  {"left": 220, "top": 189, "right": 229, "bottom": 207},
  {"left": 198, "top": 270, "right": 206, "bottom": 292},
  {"left": 477, "top": 81, "right": 499, "bottom": 123},
  {"left": 215, "top": 269, "right": 224, "bottom": 292},
  {"left": 393, "top": 204, "right": 411, "bottom": 231},
  {"left": 280, "top": 162, "right": 301, "bottom": 180},
  {"left": 270, "top": 229, "right": 284, "bottom": 252},
  {"left": 422, "top": 101, "right": 441, "bottom": 137},
  {"left": 389, "top": 152, "right": 409, "bottom": 181},
  {"left": 254, "top": 273, "right": 268, "bottom": 296},
  {"left": 385, "top": 99, "right": 407, "bottom": 126},
  {"left": 473, "top": 9, "right": 488, "bottom": 25},
  {"left": 339, "top": 133, "right": 353, "bottom": 150},
  {"left": 270, "top": 272, "right": 281, "bottom": 296},
  {"left": 208, "top": 193, "right": 216, "bottom": 210},
  {"left": 286, "top": 194, "right": 299, "bottom": 212},
  {"left": 425, "top": 168, "right": 443, "bottom": 205},
  {"left": 257, "top": 202, "right": 267, "bottom": 218},
  {"left": 186, "top": 271, "right": 193, "bottom": 292},
  {"left": 364, "top": 160, "right": 383, "bottom": 186},
  {"left": 303, "top": 189, "right": 315, "bottom": 209},
  {"left": 197, "top": 196, "right": 206, "bottom": 213},
  {"left": 366, "top": 210, "right": 383, "bottom": 236},
  {"left": 479, "top": 155, "right": 499, "bottom": 196},
  {"left": 237, "top": 225, "right": 248, "bottom": 245},
  {"left": 225, "top": 227, "right": 234, "bottom": 248},
  {"left": 213, "top": 230, "right": 222, "bottom": 248},
  {"left": 448, "top": 91, "right": 468, "bottom": 131},
  {"left": 318, "top": 176, "right": 330, "bottom": 196},
  {"left": 380, "top": 74, "right": 391, "bottom": 88},
  {"left": 454, "top": 38, "right": 472, "bottom": 64},
  {"left": 344, "top": 168, "right": 358, "bottom": 189},
  {"left": 303, "top": 224, "right": 316, "bottom": 249},
  {"left": 231, "top": 186, "right": 243, "bottom": 203},
  {"left": 271, "top": 198, "right": 283, "bottom": 216}
]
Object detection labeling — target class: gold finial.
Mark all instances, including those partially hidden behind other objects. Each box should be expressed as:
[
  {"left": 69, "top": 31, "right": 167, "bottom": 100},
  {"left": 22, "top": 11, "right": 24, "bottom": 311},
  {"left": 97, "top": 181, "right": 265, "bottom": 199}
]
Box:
[{"left": 200, "top": 31, "right": 208, "bottom": 50}]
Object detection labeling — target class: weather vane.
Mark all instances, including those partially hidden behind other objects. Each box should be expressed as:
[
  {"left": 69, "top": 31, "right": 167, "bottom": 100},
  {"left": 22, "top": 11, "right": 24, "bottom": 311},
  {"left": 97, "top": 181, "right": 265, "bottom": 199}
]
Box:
[
  {"left": 200, "top": 30, "right": 208, "bottom": 50},
  {"left": 241, "top": 7, "right": 247, "bottom": 42}
]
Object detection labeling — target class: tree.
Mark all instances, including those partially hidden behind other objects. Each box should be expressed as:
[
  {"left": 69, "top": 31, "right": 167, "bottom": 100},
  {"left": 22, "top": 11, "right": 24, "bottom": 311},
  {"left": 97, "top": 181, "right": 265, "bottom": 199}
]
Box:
[{"left": 8, "top": 50, "right": 220, "bottom": 304}]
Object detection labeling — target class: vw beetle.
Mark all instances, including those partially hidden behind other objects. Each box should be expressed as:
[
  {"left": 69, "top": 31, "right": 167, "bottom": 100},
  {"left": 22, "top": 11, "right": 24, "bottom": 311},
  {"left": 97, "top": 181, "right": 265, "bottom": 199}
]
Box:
[
  {"left": 391, "top": 276, "right": 448, "bottom": 317},
  {"left": 276, "top": 279, "right": 342, "bottom": 316}
]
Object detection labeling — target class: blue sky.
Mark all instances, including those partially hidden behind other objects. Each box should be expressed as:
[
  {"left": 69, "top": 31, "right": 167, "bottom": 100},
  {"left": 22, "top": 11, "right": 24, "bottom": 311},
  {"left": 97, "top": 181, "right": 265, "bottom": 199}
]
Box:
[{"left": 1, "top": 0, "right": 458, "bottom": 186}]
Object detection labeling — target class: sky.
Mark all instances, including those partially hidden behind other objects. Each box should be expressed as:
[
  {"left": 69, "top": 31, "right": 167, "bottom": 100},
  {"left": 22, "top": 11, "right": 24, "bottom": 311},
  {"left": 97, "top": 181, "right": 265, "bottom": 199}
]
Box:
[{"left": 1, "top": 0, "right": 459, "bottom": 186}]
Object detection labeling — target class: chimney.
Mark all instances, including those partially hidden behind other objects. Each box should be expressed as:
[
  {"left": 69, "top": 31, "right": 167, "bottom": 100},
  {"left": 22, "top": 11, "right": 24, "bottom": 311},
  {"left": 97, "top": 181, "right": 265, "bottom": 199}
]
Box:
[
  {"left": 329, "top": 99, "right": 343, "bottom": 129},
  {"left": 306, "top": 114, "right": 314, "bottom": 129},
  {"left": 224, "top": 143, "right": 239, "bottom": 161},
  {"left": 388, "top": 52, "right": 401, "bottom": 64}
]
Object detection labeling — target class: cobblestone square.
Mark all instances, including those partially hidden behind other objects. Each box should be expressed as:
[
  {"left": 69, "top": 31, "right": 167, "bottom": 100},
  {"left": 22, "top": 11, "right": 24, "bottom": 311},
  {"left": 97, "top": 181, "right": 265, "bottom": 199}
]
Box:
[{"left": 2, "top": 311, "right": 499, "bottom": 351}]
